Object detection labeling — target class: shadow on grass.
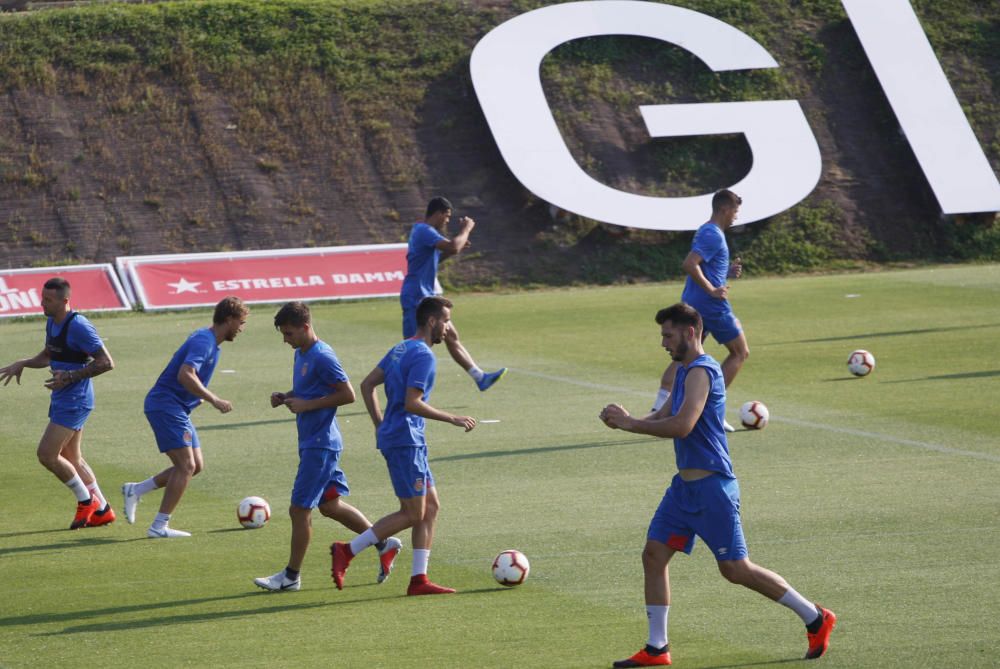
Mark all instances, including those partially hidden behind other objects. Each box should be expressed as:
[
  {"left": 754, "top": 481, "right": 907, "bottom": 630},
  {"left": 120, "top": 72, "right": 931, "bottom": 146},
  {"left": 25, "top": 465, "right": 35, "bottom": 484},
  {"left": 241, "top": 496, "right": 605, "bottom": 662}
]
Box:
[
  {"left": 198, "top": 409, "right": 375, "bottom": 431},
  {"left": 432, "top": 437, "right": 655, "bottom": 462},
  {"left": 881, "top": 369, "right": 1000, "bottom": 383},
  {"left": 700, "top": 658, "right": 805, "bottom": 669},
  {"left": 0, "top": 535, "right": 139, "bottom": 558},
  {"left": 0, "top": 528, "right": 66, "bottom": 539},
  {"left": 762, "top": 322, "right": 1000, "bottom": 346}
]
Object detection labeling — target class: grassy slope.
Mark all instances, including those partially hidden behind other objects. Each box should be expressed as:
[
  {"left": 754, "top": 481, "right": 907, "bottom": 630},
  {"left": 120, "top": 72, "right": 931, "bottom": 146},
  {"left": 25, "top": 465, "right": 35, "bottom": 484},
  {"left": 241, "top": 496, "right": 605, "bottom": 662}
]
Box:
[{"left": 1, "top": 264, "right": 998, "bottom": 667}]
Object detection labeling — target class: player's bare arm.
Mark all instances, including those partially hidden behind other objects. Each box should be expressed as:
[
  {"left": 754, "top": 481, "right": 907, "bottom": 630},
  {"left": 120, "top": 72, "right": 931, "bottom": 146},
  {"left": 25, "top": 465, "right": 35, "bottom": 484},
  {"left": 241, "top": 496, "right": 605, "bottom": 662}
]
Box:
[
  {"left": 601, "top": 368, "right": 711, "bottom": 438},
  {"left": 0, "top": 348, "right": 49, "bottom": 386},
  {"left": 435, "top": 216, "right": 475, "bottom": 259},
  {"left": 682, "top": 251, "right": 728, "bottom": 300},
  {"left": 404, "top": 386, "right": 476, "bottom": 431},
  {"left": 728, "top": 256, "right": 743, "bottom": 279},
  {"left": 45, "top": 345, "right": 114, "bottom": 391},
  {"left": 359, "top": 366, "right": 385, "bottom": 428},
  {"left": 283, "top": 381, "right": 355, "bottom": 414},
  {"left": 270, "top": 391, "right": 289, "bottom": 408},
  {"left": 177, "top": 363, "right": 232, "bottom": 413}
]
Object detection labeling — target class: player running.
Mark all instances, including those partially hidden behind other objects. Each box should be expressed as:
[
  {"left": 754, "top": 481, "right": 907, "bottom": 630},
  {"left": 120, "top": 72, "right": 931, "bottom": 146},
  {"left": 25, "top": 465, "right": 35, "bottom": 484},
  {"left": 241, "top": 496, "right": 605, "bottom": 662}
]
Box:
[
  {"left": 601, "top": 303, "right": 835, "bottom": 667},
  {"left": 652, "top": 189, "right": 748, "bottom": 432},
  {"left": 400, "top": 196, "right": 506, "bottom": 391},
  {"left": 0, "top": 277, "right": 116, "bottom": 529},
  {"left": 331, "top": 296, "right": 476, "bottom": 595},
  {"left": 122, "top": 296, "right": 248, "bottom": 538},
  {"left": 254, "top": 302, "right": 401, "bottom": 592}
]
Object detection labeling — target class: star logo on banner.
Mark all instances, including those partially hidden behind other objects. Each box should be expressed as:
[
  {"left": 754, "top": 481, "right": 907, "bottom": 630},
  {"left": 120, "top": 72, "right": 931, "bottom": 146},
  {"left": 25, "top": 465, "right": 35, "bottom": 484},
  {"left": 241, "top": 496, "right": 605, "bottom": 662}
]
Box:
[{"left": 167, "top": 277, "right": 203, "bottom": 294}]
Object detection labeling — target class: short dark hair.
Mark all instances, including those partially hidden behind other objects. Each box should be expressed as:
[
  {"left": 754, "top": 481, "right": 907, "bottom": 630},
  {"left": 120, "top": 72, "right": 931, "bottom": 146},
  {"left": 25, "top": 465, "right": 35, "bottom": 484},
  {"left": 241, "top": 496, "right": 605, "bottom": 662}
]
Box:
[
  {"left": 273, "top": 301, "right": 311, "bottom": 329},
  {"left": 655, "top": 303, "right": 702, "bottom": 334},
  {"left": 426, "top": 196, "right": 453, "bottom": 218},
  {"left": 213, "top": 296, "right": 249, "bottom": 325},
  {"left": 416, "top": 296, "right": 453, "bottom": 327},
  {"left": 43, "top": 277, "right": 71, "bottom": 299},
  {"left": 712, "top": 189, "right": 742, "bottom": 213}
]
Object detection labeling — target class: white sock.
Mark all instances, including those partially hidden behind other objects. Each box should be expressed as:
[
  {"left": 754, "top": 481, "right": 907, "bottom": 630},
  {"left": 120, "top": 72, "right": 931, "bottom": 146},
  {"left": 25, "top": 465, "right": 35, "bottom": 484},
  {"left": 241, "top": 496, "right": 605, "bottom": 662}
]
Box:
[
  {"left": 412, "top": 548, "right": 430, "bottom": 577},
  {"left": 134, "top": 477, "right": 160, "bottom": 497},
  {"left": 151, "top": 512, "right": 170, "bottom": 530},
  {"left": 87, "top": 481, "right": 107, "bottom": 508},
  {"left": 778, "top": 588, "right": 821, "bottom": 625},
  {"left": 652, "top": 388, "right": 670, "bottom": 412},
  {"left": 349, "top": 528, "right": 379, "bottom": 556},
  {"left": 646, "top": 605, "right": 669, "bottom": 649},
  {"left": 65, "top": 474, "right": 91, "bottom": 502},
  {"left": 467, "top": 366, "right": 485, "bottom": 382}
]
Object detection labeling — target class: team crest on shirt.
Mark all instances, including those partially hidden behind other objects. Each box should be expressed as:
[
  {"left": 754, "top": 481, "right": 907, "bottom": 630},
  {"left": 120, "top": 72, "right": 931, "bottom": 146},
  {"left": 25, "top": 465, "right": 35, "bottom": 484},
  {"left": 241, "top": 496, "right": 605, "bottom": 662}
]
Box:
[
  {"left": 301, "top": 363, "right": 309, "bottom": 376},
  {"left": 414, "top": 478, "right": 424, "bottom": 492}
]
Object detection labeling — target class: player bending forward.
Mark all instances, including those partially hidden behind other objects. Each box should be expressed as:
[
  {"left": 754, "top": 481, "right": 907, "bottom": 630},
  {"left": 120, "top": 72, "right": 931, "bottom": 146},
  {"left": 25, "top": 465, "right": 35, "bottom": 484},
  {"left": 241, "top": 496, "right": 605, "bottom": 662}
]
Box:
[
  {"left": 254, "top": 302, "right": 401, "bottom": 592},
  {"left": 601, "top": 303, "right": 835, "bottom": 667},
  {"left": 331, "top": 296, "right": 476, "bottom": 595}
]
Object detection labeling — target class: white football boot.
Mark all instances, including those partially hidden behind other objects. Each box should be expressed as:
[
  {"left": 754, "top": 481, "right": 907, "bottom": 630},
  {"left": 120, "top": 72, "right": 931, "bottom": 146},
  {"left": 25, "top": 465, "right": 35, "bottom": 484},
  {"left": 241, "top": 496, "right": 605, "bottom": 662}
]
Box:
[
  {"left": 254, "top": 570, "right": 301, "bottom": 592},
  {"left": 121, "top": 482, "right": 140, "bottom": 524},
  {"left": 147, "top": 526, "right": 191, "bottom": 538}
]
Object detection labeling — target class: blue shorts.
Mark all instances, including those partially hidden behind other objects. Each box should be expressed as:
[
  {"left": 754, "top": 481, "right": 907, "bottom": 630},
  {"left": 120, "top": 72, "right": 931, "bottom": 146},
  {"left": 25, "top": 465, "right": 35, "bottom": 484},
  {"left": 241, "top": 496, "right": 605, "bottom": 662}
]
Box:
[
  {"left": 699, "top": 307, "right": 743, "bottom": 346},
  {"left": 49, "top": 402, "right": 91, "bottom": 431},
  {"left": 292, "top": 448, "right": 349, "bottom": 508},
  {"left": 145, "top": 410, "right": 200, "bottom": 453},
  {"left": 648, "top": 473, "right": 748, "bottom": 561},
  {"left": 402, "top": 305, "right": 418, "bottom": 339},
  {"left": 381, "top": 446, "right": 434, "bottom": 498}
]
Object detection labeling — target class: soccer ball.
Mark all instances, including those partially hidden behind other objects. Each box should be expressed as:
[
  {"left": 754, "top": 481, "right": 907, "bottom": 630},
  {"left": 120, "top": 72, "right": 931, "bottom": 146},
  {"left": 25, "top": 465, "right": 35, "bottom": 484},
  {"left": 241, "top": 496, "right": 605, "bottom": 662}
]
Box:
[
  {"left": 847, "top": 349, "right": 875, "bottom": 376},
  {"left": 739, "top": 401, "right": 769, "bottom": 430},
  {"left": 237, "top": 496, "right": 270, "bottom": 529},
  {"left": 492, "top": 549, "right": 530, "bottom": 587}
]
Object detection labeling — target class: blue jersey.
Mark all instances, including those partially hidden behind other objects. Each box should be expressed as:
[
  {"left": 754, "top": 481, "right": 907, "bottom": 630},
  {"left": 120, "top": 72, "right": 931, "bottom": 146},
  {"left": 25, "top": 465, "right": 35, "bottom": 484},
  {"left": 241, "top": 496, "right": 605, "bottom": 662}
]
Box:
[
  {"left": 681, "top": 222, "right": 731, "bottom": 315},
  {"left": 144, "top": 328, "right": 220, "bottom": 415},
  {"left": 46, "top": 312, "right": 104, "bottom": 410},
  {"left": 671, "top": 354, "right": 734, "bottom": 477},
  {"left": 376, "top": 338, "right": 436, "bottom": 449},
  {"left": 292, "top": 340, "right": 350, "bottom": 451},
  {"left": 399, "top": 222, "right": 446, "bottom": 309}
]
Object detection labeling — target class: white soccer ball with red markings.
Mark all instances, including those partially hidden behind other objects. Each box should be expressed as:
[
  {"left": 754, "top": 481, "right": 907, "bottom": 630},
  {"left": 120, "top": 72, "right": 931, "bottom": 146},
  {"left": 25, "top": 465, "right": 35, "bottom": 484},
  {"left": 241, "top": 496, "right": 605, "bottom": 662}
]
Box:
[
  {"left": 237, "top": 496, "right": 270, "bottom": 529},
  {"left": 492, "top": 549, "right": 530, "bottom": 587},
  {"left": 739, "top": 401, "right": 769, "bottom": 430},
  {"left": 847, "top": 349, "right": 875, "bottom": 377}
]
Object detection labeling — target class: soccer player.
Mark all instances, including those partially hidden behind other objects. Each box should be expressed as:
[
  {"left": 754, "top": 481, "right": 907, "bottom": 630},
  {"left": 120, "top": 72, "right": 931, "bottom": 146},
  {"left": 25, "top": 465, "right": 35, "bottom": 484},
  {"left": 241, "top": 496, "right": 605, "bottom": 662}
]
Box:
[
  {"left": 400, "top": 196, "right": 506, "bottom": 391},
  {"left": 0, "top": 277, "right": 116, "bottom": 529},
  {"left": 652, "top": 189, "right": 748, "bottom": 432},
  {"left": 330, "top": 296, "right": 476, "bottom": 595},
  {"left": 601, "top": 303, "right": 836, "bottom": 667},
  {"left": 254, "top": 302, "right": 402, "bottom": 592},
  {"left": 122, "top": 296, "right": 248, "bottom": 538}
]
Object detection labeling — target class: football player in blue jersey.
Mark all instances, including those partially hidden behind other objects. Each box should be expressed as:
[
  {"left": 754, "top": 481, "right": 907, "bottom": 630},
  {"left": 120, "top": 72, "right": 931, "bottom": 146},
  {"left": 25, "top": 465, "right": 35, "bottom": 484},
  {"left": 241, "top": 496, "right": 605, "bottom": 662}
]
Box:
[
  {"left": 254, "top": 301, "right": 401, "bottom": 592},
  {"left": 122, "top": 296, "right": 248, "bottom": 538},
  {"left": 331, "top": 296, "right": 476, "bottom": 596},
  {"left": 0, "top": 277, "right": 116, "bottom": 529},
  {"left": 399, "top": 196, "right": 506, "bottom": 392},
  {"left": 652, "top": 190, "right": 748, "bottom": 432},
  {"left": 601, "top": 303, "right": 835, "bottom": 667}
]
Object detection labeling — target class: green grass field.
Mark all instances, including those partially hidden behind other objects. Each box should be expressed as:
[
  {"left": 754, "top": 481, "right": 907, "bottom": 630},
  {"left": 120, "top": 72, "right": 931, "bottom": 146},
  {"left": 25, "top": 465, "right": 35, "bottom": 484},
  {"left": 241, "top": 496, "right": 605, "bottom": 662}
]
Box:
[{"left": 2, "top": 264, "right": 998, "bottom": 668}]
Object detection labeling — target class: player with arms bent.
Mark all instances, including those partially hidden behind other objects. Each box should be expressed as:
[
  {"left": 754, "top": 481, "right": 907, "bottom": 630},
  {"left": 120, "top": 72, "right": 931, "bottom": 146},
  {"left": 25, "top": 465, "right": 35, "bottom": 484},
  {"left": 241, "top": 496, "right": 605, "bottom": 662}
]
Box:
[
  {"left": 122, "top": 296, "right": 248, "bottom": 538},
  {"left": 0, "top": 277, "right": 116, "bottom": 529},
  {"left": 331, "top": 296, "right": 476, "bottom": 595},
  {"left": 254, "top": 302, "right": 401, "bottom": 592},
  {"left": 400, "top": 196, "right": 506, "bottom": 391},
  {"left": 601, "top": 303, "right": 835, "bottom": 667}
]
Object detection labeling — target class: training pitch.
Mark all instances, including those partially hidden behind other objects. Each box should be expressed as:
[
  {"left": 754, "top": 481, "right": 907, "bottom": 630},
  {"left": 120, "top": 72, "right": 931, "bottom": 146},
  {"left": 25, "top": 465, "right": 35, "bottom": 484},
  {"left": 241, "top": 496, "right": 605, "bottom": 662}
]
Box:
[{"left": 1, "top": 264, "right": 998, "bottom": 668}]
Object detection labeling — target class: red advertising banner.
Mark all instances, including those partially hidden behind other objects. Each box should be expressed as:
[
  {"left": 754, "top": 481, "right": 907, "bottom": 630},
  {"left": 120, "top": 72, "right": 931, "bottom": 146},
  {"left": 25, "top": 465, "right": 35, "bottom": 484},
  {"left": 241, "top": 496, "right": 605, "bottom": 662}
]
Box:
[
  {"left": 0, "top": 264, "right": 132, "bottom": 319},
  {"left": 121, "top": 244, "right": 409, "bottom": 310}
]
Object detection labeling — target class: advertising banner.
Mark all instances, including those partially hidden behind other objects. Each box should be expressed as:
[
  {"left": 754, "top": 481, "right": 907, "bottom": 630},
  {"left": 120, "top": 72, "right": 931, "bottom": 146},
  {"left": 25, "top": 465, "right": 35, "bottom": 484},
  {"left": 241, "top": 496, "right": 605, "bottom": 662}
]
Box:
[
  {"left": 0, "top": 264, "right": 132, "bottom": 319},
  {"left": 120, "top": 244, "right": 408, "bottom": 310}
]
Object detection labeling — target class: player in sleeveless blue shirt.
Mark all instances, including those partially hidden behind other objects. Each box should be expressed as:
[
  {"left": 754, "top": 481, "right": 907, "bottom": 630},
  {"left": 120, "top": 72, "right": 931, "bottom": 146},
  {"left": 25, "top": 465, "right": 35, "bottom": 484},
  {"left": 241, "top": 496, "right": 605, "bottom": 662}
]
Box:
[
  {"left": 399, "top": 196, "right": 507, "bottom": 392},
  {"left": 1, "top": 277, "right": 116, "bottom": 529},
  {"left": 652, "top": 190, "right": 750, "bottom": 433},
  {"left": 601, "top": 304, "right": 836, "bottom": 666},
  {"left": 122, "top": 297, "right": 248, "bottom": 538},
  {"left": 331, "top": 296, "right": 477, "bottom": 596},
  {"left": 254, "top": 302, "right": 402, "bottom": 592}
]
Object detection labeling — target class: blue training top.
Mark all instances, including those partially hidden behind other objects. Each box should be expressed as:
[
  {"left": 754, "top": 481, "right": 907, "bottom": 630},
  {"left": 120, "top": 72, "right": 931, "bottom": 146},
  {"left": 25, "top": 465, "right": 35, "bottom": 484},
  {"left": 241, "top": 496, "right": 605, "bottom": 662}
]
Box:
[
  {"left": 46, "top": 312, "right": 104, "bottom": 410},
  {"left": 144, "top": 327, "right": 220, "bottom": 415},
  {"left": 376, "top": 338, "right": 436, "bottom": 449},
  {"left": 399, "top": 222, "right": 446, "bottom": 309},
  {"left": 291, "top": 339, "right": 349, "bottom": 451},
  {"left": 671, "top": 353, "right": 734, "bottom": 477},
  {"left": 681, "top": 222, "right": 731, "bottom": 315}
]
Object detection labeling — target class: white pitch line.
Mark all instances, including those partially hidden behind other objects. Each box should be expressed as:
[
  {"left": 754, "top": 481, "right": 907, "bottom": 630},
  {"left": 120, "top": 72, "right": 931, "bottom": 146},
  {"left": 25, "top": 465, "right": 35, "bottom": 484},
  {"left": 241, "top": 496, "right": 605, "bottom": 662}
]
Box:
[{"left": 509, "top": 367, "right": 1000, "bottom": 464}]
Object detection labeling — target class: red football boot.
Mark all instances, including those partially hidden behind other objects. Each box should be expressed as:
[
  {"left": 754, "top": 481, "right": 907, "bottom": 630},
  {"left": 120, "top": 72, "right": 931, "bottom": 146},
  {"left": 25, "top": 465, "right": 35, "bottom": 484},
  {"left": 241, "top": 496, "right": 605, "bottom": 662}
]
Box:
[{"left": 805, "top": 607, "right": 837, "bottom": 659}]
